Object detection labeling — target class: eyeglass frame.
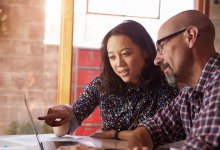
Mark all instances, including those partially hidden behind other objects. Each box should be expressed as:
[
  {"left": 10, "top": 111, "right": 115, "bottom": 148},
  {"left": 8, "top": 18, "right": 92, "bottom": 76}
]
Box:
[{"left": 156, "top": 28, "right": 187, "bottom": 55}]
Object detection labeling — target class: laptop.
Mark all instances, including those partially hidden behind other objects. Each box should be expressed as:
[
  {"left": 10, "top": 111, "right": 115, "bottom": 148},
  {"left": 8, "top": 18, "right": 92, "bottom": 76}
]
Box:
[{"left": 23, "top": 95, "right": 79, "bottom": 150}]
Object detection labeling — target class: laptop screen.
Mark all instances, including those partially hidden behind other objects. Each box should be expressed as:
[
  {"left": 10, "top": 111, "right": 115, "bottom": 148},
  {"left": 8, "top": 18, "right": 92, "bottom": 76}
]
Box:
[
  {"left": 24, "top": 94, "right": 44, "bottom": 150},
  {"left": 24, "top": 95, "right": 80, "bottom": 150}
]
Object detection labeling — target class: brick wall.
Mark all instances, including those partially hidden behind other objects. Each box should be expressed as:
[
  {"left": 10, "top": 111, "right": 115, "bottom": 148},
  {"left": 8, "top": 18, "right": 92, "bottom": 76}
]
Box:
[{"left": 0, "top": 0, "right": 58, "bottom": 134}]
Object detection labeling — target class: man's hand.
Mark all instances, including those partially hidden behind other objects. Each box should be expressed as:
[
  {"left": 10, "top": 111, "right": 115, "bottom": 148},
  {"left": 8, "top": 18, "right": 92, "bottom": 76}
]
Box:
[
  {"left": 128, "top": 127, "right": 153, "bottom": 150},
  {"left": 38, "top": 104, "right": 73, "bottom": 127}
]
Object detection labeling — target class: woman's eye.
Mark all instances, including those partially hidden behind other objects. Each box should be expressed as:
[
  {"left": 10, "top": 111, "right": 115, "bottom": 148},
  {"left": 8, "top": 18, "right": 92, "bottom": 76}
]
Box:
[
  {"left": 108, "top": 56, "right": 115, "bottom": 60},
  {"left": 122, "top": 52, "right": 130, "bottom": 56}
]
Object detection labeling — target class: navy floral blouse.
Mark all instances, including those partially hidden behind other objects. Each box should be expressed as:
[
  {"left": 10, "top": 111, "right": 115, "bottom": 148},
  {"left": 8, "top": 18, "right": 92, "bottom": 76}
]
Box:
[{"left": 72, "top": 76, "right": 179, "bottom": 131}]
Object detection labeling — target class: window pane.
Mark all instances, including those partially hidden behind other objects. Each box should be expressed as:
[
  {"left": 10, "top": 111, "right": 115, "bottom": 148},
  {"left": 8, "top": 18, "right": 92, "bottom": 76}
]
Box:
[{"left": 88, "top": 0, "right": 160, "bottom": 18}]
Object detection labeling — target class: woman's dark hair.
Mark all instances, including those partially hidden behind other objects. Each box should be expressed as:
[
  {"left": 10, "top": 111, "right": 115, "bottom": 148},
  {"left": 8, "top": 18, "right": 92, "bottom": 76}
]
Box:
[{"left": 99, "top": 20, "right": 163, "bottom": 94}]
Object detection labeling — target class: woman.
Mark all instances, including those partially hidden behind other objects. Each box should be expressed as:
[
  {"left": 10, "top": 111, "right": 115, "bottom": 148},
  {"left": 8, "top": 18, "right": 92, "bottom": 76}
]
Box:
[{"left": 38, "top": 20, "right": 179, "bottom": 140}]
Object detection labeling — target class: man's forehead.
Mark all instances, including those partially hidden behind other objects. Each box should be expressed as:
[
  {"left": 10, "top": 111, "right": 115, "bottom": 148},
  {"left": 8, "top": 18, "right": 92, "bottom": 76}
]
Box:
[
  {"left": 157, "top": 20, "right": 177, "bottom": 40},
  {"left": 157, "top": 27, "right": 170, "bottom": 41}
]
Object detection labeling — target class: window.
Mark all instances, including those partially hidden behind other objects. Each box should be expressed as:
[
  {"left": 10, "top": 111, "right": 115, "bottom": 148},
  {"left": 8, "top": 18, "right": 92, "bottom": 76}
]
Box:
[
  {"left": 44, "top": 0, "right": 195, "bottom": 48},
  {"left": 44, "top": 0, "right": 62, "bottom": 45},
  {"left": 87, "top": 0, "right": 160, "bottom": 18}
]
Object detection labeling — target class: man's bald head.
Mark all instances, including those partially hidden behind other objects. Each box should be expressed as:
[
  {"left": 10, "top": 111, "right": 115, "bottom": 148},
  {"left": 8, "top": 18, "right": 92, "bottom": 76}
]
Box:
[{"left": 158, "top": 10, "right": 215, "bottom": 42}]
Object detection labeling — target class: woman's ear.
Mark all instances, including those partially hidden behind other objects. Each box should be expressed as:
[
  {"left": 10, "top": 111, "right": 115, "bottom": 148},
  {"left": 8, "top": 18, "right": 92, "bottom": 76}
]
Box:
[
  {"left": 186, "top": 26, "right": 199, "bottom": 48},
  {"left": 143, "top": 50, "right": 149, "bottom": 58}
]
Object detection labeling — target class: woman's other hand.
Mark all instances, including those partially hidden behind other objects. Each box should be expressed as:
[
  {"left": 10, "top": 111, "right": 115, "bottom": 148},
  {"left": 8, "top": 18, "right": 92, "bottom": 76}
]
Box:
[
  {"left": 90, "top": 129, "right": 115, "bottom": 139},
  {"left": 57, "top": 144, "right": 103, "bottom": 150},
  {"left": 91, "top": 129, "right": 133, "bottom": 141}
]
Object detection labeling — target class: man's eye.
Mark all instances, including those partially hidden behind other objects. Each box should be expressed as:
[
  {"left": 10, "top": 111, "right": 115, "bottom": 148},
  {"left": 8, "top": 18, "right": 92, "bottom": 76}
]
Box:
[{"left": 158, "top": 44, "right": 164, "bottom": 51}]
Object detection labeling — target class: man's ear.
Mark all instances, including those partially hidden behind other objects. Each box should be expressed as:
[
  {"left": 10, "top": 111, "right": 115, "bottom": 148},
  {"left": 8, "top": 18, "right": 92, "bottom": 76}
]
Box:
[{"left": 185, "top": 26, "right": 199, "bottom": 48}]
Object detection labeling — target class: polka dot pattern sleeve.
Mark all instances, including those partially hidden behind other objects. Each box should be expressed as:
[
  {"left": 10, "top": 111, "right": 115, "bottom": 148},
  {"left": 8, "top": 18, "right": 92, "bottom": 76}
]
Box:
[{"left": 72, "top": 76, "right": 101, "bottom": 125}]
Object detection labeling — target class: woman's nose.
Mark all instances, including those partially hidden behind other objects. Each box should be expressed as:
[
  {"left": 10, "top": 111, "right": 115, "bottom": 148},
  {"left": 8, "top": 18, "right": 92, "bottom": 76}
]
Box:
[{"left": 116, "top": 57, "right": 124, "bottom": 67}]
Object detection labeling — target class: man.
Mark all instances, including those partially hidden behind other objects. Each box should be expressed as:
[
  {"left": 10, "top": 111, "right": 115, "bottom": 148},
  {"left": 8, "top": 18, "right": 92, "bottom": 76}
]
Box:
[{"left": 128, "top": 10, "right": 220, "bottom": 150}]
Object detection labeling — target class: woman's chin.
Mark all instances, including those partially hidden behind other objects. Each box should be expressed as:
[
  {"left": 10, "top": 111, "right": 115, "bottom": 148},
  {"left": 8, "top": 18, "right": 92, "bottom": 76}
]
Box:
[{"left": 121, "top": 77, "right": 130, "bottom": 83}]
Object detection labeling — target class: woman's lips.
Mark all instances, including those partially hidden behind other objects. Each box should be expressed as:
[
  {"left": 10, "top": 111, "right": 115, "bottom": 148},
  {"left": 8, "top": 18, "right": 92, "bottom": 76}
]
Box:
[{"left": 119, "top": 69, "right": 129, "bottom": 77}]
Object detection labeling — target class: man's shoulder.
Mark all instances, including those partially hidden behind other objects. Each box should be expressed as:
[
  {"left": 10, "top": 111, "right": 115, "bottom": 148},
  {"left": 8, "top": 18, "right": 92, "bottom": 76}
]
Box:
[{"left": 209, "top": 66, "right": 220, "bottom": 81}]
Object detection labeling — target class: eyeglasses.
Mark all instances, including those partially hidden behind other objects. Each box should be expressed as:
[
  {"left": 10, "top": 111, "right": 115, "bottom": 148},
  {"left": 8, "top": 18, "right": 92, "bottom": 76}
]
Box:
[{"left": 156, "top": 28, "right": 187, "bottom": 55}]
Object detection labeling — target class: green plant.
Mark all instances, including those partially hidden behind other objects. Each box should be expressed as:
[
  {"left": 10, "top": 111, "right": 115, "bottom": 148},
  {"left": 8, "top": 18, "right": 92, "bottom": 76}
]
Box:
[{"left": 5, "top": 121, "right": 53, "bottom": 135}]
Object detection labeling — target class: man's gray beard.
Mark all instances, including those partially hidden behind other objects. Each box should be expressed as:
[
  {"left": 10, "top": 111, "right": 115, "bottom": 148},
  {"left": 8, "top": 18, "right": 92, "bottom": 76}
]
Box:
[{"left": 165, "top": 73, "right": 179, "bottom": 87}]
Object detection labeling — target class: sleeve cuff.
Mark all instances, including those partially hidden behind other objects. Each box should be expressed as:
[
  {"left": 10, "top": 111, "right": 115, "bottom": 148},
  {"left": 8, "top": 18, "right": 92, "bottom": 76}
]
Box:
[{"left": 68, "top": 113, "right": 79, "bottom": 134}]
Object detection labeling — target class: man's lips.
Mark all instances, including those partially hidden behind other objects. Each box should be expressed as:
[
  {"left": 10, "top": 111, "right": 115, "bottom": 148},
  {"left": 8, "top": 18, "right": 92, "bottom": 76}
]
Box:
[{"left": 160, "top": 63, "right": 170, "bottom": 72}]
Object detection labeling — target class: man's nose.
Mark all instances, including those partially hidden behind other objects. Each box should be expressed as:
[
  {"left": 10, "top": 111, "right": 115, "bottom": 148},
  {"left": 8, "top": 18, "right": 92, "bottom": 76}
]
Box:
[{"left": 154, "top": 53, "right": 163, "bottom": 66}]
